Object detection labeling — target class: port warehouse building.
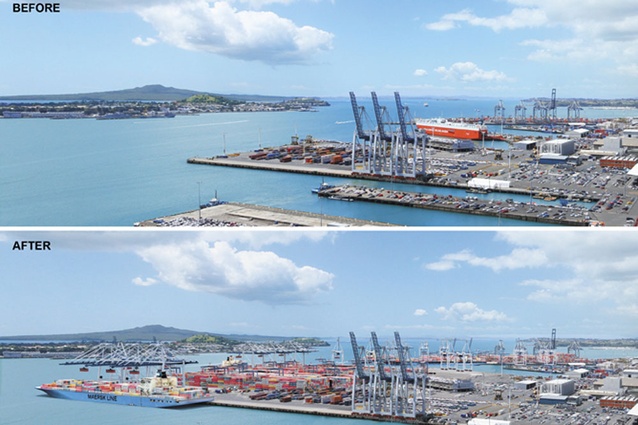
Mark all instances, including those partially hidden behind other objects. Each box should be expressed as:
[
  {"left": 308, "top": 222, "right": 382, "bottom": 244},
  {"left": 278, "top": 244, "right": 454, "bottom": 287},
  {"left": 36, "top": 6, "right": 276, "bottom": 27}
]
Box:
[
  {"left": 538, "top": 378, "right": 582, "bottom": 406},
  {"left": 514, "top": 137, "right": 638, "bottom": 168}
]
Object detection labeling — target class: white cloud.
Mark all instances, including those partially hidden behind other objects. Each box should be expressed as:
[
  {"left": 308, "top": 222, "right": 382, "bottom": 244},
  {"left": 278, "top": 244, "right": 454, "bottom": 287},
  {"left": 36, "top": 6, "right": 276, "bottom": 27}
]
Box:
[
  {"left": 413, "top": 68, "right": 428, "bottom": 77},
  {"left": 414, "top": 308, "right": 428, "bottom": 316},
  {"left": 425, "top": 247, "right": 546, "bottom": 272},
  {"left": 237, "top": 0, "right": 297, "bottom": 8},
  {"left": 435, "top": 302, "right": 508, "bottom": 322},
  {"left": 136, "top": 1, "right": 333, "bottom": 65},
  {"left": 423, "top": 260, "right": 457, "bottom": 271},
  {"left": 132, "top": 276, "right": 159, "bottom": 286},
  {"left": 425, "top": 0, "right": 638, "bottom": 68},
  {"left": 132, "top": 36, "right": 158, "bottom": 46},
  {"left": 424, "top": 231, "right": 638, "bottom": 319},
  {"left": 425, "top": 7, "right": 547, "bottom": 32},
  {"left": 435, "top": 62, "right": 509, "bottom": 82},
  {"left": 59, "top": 0, "right": 334, "bottom": 65},
  {"left": 134, "top": 240, "right": 334, "bottom": 304}
]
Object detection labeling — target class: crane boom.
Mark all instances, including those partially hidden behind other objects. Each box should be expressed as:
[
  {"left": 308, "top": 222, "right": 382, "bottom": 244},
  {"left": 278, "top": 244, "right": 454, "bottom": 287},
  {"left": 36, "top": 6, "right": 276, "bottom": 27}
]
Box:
[
  {"left": 349, "top": 332, "right": 368, "bottom": 380},
  {"left": 371, "top": 92, "right": 390, "bottom": 141},
  {"left": 371, "top": 332, "right": 390, "bottom": 382},
  {"left": 349, "top": 92, "right": 370, "bottom": 140},
  {"left": 394, "top": 92, "right": 412, "bottom": 142}
]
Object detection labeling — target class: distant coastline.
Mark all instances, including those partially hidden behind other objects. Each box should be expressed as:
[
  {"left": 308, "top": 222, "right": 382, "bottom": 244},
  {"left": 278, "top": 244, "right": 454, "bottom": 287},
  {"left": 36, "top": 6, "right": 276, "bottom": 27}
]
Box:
[
  {"left": 0, "top": 84, "right": 325, "bottom": 103},
  {"left": 0, "top": 85, "right": 329, "bottom": 120}
]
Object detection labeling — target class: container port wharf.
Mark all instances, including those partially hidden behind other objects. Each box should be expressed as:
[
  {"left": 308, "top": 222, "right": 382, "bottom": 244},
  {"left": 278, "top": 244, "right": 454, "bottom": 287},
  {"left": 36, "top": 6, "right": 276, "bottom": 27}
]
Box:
[
  {"left": 186, "top": 362, "right": 637, "bottom": 425},
  {"left": 186, "top": 138, "right": 638, "bottom": 226},
  {"left": 36, "top": 340, "right": 638, "bottom": 424}
]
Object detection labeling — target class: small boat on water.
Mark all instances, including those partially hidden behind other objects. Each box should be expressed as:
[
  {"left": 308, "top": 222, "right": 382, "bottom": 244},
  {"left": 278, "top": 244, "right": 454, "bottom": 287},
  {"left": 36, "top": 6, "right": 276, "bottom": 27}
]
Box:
[
  {"left": 311, "top": 180, "right": 335, "bottom": 194},
  {"left": 466, "top": 187, "right": 491, "bottom": 194}
]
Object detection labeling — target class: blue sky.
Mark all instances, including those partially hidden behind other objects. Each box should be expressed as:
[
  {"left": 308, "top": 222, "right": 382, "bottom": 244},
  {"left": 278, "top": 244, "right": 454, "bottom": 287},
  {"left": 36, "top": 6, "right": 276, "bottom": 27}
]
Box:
[
  {"left": 1, "top": 229, "right": 637, "bottom": 339},
  {"left": 1, "top": 0, "right": 637, "bottom": 99}
]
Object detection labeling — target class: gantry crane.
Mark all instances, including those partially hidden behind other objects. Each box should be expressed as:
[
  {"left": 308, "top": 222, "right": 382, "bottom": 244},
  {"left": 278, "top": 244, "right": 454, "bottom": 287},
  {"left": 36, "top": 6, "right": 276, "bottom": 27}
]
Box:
[{"left": 350, "top": 91, "right": 427, "bottom": 178}]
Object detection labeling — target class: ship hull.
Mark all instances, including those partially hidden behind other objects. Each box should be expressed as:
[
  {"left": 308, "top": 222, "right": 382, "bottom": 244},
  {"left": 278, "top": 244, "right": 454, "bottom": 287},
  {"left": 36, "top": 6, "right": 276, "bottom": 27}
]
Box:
[
  {"left": 37, "top": 387, "right": 214, "bottom": 408},
  {"left": 414, "top": 118, "right": 503, "bottom": 141},
  {"left": 416, "top": 123, "right": 485, "bottom": 140}
]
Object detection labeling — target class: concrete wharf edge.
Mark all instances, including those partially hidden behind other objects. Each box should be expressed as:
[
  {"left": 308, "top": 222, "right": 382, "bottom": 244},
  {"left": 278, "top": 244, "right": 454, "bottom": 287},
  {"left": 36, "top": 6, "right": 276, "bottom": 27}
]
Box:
[
  {"left": 187, "top": 157, "right": 589, "bottom": 226},
  {"left": 140, "top": 202, "right": 398, "bottom": 227},
  {"left": 187, "top": 156, "right": 600, "bottom": 201},
  {"left": 209, "top": 396, "right": 429, "bottom": 424},
  {"left": 318, "top": 188, "right": 587, "bottom": 227}
]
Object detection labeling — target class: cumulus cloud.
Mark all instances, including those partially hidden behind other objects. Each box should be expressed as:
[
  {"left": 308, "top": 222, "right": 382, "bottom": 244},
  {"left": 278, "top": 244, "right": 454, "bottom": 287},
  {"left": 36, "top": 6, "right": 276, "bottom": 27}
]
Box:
[
  {"left": 134, "top": 240, "right": 334, "bottom": 304},
  {"left": 237, "top": 0, "right": 297, "bottom": 8},
  {"left": 435, "top": 302, "right": 508, "bottom": 322},
  {"left": 424, "top": 247, "right": 546, "bottom": 272},
  {"left": 424, "top": 0, "right": 638, "bottom": 69},
  {"left": 58, "top": 0, "right": 334, "bottom": 65},
  {"left": 428, "top": 231, "right": 638, "bottom": 317},
  {"left": 414, "top": 308, "right": 428, "bottom": 316},
  {"left": 132, "top": 36, "right": 158, "bottom": 46},
  {"left": 435, "top": 62, "right": 509, "bottom": 82},
  {"left": 424, "top": 7, "right": 547, "bottom": 32},
  {"left": 413, "top": 68, "right": 428, "bottom": 77},
  {"left": 423, "top": 260, "right": 457, "bottom": 271},
  {"left": 132, "top": 276, "right": 159, "bottom": 286},
  {"left": 136, "top": 1, "right": 333, "bottom": 65}
]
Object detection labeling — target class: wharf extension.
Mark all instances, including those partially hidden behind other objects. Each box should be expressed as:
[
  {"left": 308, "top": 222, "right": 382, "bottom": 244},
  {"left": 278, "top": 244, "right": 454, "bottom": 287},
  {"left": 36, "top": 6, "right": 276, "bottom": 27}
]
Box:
[
  {"left": 318, "top": 185, "right": 588, "bottom": 226},
  {"left": 139, "top": 202, "right": 397, "bottom": 227}
]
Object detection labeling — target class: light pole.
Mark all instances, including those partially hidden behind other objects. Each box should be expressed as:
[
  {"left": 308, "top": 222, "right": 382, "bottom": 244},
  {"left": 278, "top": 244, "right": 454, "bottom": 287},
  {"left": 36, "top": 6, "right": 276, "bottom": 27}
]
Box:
[{"left": 197, "top": 181, "right": 202, "bottom": 223}]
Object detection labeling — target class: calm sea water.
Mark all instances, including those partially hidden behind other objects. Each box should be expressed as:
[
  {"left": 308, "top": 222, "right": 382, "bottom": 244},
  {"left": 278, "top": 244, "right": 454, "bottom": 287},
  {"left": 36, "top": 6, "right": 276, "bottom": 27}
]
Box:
[
  {"left": 2, "top": 339, "right": 636, "bottom": 424},
  {"left": 1, "top": 98, "right": 634, "bottom": 226}
]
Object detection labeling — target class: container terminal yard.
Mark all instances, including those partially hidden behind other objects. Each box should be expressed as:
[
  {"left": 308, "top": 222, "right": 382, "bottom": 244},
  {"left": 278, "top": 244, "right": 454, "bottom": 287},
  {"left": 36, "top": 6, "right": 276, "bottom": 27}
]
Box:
[
  {"left": 32, "top": 331, "right": 638, "bottom": 424},
  {"left": 173, "top": 91, "right": 638, "bottom": 227}
]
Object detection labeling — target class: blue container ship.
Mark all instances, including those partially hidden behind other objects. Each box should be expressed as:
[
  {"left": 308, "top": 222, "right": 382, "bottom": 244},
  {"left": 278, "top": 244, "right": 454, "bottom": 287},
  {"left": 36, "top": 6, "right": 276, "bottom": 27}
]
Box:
[
  {"left": 37, "top": 371, "right": 215, "bottom": 408},
  {"left": 36, "top": 342, "right": 214, "bottom": 408}
]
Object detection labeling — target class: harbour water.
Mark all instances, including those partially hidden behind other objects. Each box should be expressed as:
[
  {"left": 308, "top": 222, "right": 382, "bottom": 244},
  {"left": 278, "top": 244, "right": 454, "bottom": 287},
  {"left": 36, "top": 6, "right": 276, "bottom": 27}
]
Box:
[{"left": 2, "top": 98, "right": 635, "bottom": 226}]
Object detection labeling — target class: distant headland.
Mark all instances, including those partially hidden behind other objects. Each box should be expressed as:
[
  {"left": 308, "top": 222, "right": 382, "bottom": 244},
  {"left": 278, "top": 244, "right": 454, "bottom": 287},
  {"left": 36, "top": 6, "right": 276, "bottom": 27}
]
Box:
[{"left": 0, "top": 84, "right": 328, "bottom": 103}]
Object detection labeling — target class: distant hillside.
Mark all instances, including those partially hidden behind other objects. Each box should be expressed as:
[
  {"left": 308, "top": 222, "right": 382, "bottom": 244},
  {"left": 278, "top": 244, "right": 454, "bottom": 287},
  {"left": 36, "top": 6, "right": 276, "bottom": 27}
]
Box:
[
  {"left": 0, "top": 325, "right": 199, "bottom": 342},
  {"left": 0, "top": 324, "right": 318, "bottom": 343},
  {"left": 0, "top": 84, "right": 297, "bottom": 103}
]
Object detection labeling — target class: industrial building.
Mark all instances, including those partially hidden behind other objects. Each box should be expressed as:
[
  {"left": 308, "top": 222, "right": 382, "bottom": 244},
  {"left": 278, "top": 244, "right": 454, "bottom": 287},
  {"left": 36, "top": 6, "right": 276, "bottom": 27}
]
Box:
[
  {"left": 565, "top": 368, "right": 590, "bottom": 379},
  {"left": 540, "top": 139, "right": 576, "bottom": 156},
  {"left": 541, "top": 379, "right": 576, "bottom": 396},
  {"left": 599, "top": 396, "right": 638, "bottom": 409},
  {"left": 514, "top": 380, "right": 537, "bottom": 390},
  {"left": 512, "top": 139, "right": 537, "bottom": 150},
  {"left": 565, "top": 128, "right": 590, "bottom": 138},
  {"left": 593, "top": 134, "right": 638, "bottom": 154},
  {"left": 599, "top": 155, "right": 638, "bottom": 169},
  {"left": 539, "top": 378, "right": 578, "bottom": 405}
]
